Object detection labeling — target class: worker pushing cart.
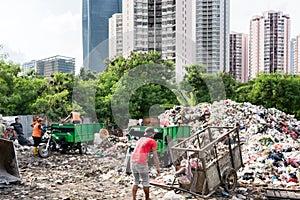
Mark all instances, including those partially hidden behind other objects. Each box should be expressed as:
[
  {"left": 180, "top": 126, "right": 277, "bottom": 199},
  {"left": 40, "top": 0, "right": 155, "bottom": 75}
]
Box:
[{"left": 150, "top": 126, "right": 243, "bottom": 198}]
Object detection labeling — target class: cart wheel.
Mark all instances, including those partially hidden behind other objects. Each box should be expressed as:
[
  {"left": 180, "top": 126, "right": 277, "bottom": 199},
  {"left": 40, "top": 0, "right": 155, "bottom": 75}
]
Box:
[
  {"left": 222, "top": 168, "right": 237, "bottom": 192},
  {"left": 79, "top": 143, "right": 87, "bottom": 154}
]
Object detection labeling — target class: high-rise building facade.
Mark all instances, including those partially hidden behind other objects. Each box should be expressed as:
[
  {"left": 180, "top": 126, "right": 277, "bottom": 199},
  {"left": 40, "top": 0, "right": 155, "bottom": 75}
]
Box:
[
  {"left": 122, "top": 0, "right": 167, "bottom": 56},
  {"left": 82, "top": 0, "right": 122, "bottom": 72},
  {"left": 109, "top": 13, "right": 123, "bottom": 58},
  {"left": 229, "top": 32, "right": 248, "bottom": 82},
  {"left": 195, "top": 0, "right": 230, "bottom": 74},
  {"left": 36, "top": 55, "right": 75, "bottom": 78},
  {"left": 117, "top": 0, "right": 229, "bottom": 81},
  {"left": 290, "top": 38, "right": 296, "bottom": 75},
  {"left": 21, "top": 60, "right": 37, "bottom": 75},
  {"left": 175, "top": 0, "right": 196, "bottom": 81},
  {"left": 249, "top": 11, "right": 290, "bottom": 79},
  {"left": 293, "top": 36, "right": 300, "bottom": 74}
]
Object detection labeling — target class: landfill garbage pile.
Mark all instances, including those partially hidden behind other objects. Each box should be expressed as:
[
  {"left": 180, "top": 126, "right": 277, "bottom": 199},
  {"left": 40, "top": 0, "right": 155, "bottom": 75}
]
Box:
[
  {"left": 159, "top": 99, "right": 300, "bottom": 191},
  {"left": 93, "top": 135, "right": 128, "bottom": 157},
  {"left": 158, "top": 103, "right": 211, "bottom": 134},
  {"left": 2, "top": 99, "right": 300, "bottom": 199}
]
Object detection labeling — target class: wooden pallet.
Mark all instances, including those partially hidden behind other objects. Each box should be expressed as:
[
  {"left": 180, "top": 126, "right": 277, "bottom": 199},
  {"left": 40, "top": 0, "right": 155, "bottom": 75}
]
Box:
[{"left": 266, "top": 188, "right": 300, "bottom": 200}]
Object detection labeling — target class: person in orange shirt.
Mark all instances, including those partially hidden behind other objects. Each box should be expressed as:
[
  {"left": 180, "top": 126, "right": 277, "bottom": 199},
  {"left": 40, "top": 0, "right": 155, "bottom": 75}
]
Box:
[
  {"left": 32, "top": 118, "right": 43, "bottom": 156},
  {"left": 31, "top": 115, "right": 39, "bottom": 128}
]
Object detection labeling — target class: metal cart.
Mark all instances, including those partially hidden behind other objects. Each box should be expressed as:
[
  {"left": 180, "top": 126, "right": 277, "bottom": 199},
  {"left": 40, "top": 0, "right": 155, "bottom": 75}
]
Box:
[{"left": 150, "top": 126, "right": 243, "bottom": 198}]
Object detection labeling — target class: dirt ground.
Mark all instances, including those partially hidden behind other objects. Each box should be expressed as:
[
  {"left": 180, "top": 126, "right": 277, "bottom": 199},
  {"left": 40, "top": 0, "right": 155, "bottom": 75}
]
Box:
[{"left": 0, "top": 146, "right": 266, "bottom": 200}]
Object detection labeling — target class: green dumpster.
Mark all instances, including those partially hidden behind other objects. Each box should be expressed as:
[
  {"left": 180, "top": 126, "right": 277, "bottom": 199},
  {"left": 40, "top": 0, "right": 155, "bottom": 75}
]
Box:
[{"left": 128, "top": 125, "right": 190, "bottom": 155}]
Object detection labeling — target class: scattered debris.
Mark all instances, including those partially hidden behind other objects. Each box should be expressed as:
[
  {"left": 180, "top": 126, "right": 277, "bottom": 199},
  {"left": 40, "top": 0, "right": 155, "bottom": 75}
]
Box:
[{"left": 2, "top": 99, "right": 300, "bottom": 199}]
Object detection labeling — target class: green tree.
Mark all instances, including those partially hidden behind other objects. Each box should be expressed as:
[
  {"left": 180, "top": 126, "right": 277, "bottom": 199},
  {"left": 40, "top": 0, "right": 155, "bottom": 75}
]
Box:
[
  {"left": 0, "top": 61, "right": 21, "bottom": 115},
  {"left": 235, "top": 73, "right": 300, "bottom": 118},
  {"left": 182, "top": 63, "right": 238, "bottom": 104},
  {"left": 95, "top": 51, "right": 178, "bottom": 127},
  {"left": 33, "top": 72, "right": 74, "bottom": 122}
]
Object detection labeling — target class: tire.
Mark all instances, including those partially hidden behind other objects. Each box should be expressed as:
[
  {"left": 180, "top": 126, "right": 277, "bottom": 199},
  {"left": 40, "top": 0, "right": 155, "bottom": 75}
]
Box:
[
  {"left": 79, "top": 143, "right": 87, "bottom": 154},
  {"left": 222, "top": 168, "right": 237, "bottom": 193},
  {"left": 38, "top": 145, "right": 50, "bottom": 158}
]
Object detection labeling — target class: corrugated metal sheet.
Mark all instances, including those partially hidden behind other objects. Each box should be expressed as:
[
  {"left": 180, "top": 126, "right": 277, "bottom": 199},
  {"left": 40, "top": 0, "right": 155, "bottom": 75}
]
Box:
[{"left": 18, "top": 115, "right": 34, "bottom": 138}]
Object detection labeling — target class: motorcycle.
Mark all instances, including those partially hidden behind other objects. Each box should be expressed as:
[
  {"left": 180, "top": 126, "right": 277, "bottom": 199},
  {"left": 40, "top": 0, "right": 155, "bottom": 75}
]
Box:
[{"left": 38, "top": 129, "right": 60, "bottom": 158}]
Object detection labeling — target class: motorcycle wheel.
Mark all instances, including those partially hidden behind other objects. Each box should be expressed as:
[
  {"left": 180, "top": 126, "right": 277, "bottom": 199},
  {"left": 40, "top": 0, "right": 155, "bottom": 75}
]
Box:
[{"left": 38, "top": 144, "right": 50, "bottom": 158}]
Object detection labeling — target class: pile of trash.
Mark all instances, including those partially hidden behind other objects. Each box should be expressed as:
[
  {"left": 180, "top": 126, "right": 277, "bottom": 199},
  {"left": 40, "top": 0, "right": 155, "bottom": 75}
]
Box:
[
  {"left": 158, "top": 103, "right": 210, "bottom": 133},
  {"left": 3, "top": 99, "right": 300, "bottom": 199},
  {"left": 159, "top": 99, "right": 300, "bottom": 190},
  {"left": 92, "top": 128, "right": 128, "bottom": 157}
]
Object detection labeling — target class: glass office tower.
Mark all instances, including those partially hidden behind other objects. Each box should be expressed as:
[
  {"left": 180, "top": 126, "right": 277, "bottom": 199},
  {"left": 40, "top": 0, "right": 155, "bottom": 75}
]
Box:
[{"left": 82, "top": 0, "right": 122, "bottom": 72}]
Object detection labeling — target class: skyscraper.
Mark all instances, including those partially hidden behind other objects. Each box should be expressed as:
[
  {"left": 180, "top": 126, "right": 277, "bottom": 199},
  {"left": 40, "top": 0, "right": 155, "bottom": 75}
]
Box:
[
  {"left": 230, "top": 32, "right": 248, "bottom": 82},
  {"left": 82, "top": 0, "right": 122, "bottom": 72},
  {"left": 109, "top": 13, "right": 123, "bottom": 58},
  {"left": 292, "top": 36, "right": 300, "bottom": 74},
  {"left": 122, "top": 0, "right": 169, "bottom": 57},
  {"left": 116, "top": 0, "right": 229, "bottom": 82},
  {"left": 249, "top": 11, "right": 290, "bottom": 79},
  {"left": 195, "top": 0, "right": 230, "bottom": 74},
  {"left": 290, "top": 38, "right": 296, "bottom": 75}
]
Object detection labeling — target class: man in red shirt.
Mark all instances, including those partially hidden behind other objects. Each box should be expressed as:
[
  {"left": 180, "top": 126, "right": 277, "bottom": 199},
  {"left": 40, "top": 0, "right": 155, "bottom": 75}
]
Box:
[{"left": 131, "top": 127, "right": 160, "bottom": 200}]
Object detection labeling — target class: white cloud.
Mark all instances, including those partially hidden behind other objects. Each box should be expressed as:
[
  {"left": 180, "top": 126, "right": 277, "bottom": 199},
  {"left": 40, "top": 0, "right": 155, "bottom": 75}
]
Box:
[
  {"left": 231, "top": 0, "right": 300, "bottom": 37},
  {"left": 2, "top": 45, "right": 26, "bottom": 64},
  {"left": 0, "top": 0, "right": 82, "bottom": 72},
  {"left": 31, "top": 11, "right": 82, "bottom": 65}
]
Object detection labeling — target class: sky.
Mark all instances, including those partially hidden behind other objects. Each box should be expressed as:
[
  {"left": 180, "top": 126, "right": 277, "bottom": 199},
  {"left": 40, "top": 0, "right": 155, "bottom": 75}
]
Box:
[
  {"left": 0, "top": 0, "right": 81, "bottom": 72},
  {"left": 0, "top": 0, "right": 300, "bottom": 73}
]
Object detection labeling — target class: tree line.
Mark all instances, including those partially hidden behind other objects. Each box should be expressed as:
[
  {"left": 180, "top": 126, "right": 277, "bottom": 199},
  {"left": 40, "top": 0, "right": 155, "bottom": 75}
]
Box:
[{"left": 1, "top": 51, "right": 300, "bottom": 126}]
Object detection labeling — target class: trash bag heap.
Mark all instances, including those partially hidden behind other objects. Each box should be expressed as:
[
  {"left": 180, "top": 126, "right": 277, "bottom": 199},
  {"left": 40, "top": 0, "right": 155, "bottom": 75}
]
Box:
[{"left": 159, "top": 99, "right": 300, "bottom": 189}]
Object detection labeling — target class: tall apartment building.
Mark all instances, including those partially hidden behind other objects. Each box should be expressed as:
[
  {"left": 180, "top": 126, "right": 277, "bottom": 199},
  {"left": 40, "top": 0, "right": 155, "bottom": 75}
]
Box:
[
  {"left": 36, "top": 55, "right": 75, "bottom": 78},
  {"left": 109, "top": 13, "right": 123, "bottom": 58},
  {"left": 195, "top": 0, "right": 230, "bottom": 74},
  {"left": 116, "top": 0, "right": 229, "bottom": 81},
  {"left": 122, "top": 0, "right": 166, "bottom": 56},
  {"left": 290, "top": 38, "right": 296, "bottom": 74},
  {"left": 229, "top": 32, "right": 248, "bottom": 82},
  {"left": 82, "top": 0, "right": 122, "bottom": 72},
  {"left": 21, "top": 60, "right": 37, "bottom": 75},
  {"left": 249, "top": 11, "right": 290, "bottom": 79},
  {"left": 175, "top": 0, "right": 196, "bottom": 80},
  {"left": 292, "top": 36, "right": 300, "bottom": 74}
]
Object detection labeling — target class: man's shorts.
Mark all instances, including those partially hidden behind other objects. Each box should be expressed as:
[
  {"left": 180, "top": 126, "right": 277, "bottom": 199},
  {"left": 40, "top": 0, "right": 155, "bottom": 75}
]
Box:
[{"left": 131, "top": 162, "right": 149, "bottom": 187}]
